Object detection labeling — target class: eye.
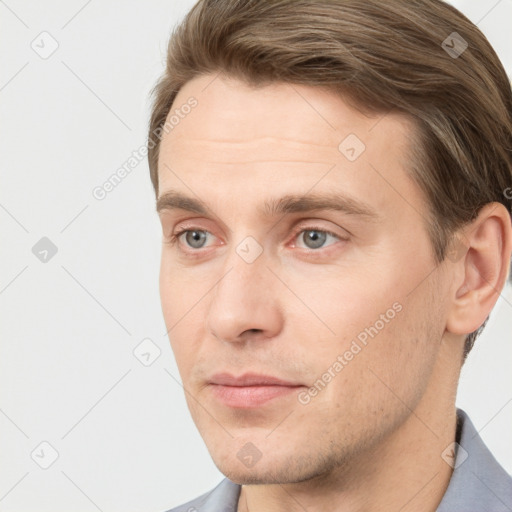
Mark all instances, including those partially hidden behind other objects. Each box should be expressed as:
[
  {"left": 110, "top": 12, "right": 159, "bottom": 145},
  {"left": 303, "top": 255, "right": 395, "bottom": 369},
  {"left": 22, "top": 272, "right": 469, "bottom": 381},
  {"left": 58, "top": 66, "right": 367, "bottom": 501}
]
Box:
[
  {"left": 174, "top": 229, "right": 213, "bottom": 249},
  {"left": 168, "top": 226, "right": 344, "bottom": 253},
  {"left": 294, "top": 227, "right": 342, "bottom": 250}
]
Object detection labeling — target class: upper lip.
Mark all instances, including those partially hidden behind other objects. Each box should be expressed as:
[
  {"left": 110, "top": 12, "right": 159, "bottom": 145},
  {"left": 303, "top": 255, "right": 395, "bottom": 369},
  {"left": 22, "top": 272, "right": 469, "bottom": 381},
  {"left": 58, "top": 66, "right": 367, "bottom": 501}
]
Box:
[{"left": 209, "top": 372, "right": 303, "bottom": 387}]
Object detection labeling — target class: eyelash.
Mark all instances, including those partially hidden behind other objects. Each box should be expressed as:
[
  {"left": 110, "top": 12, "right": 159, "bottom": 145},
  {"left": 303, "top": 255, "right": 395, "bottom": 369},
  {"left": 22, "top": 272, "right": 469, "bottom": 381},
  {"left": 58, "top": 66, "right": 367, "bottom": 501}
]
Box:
[{"left": 166, "top": 225, "right": 346, "bottom": 255}]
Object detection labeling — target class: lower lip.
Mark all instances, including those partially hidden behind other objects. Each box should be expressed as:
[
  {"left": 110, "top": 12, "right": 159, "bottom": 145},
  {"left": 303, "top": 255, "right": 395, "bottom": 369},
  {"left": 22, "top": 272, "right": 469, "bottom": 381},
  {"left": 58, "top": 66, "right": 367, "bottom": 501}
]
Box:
[{"left": 209, "top": 384, "right": 303, "bottom": 408}]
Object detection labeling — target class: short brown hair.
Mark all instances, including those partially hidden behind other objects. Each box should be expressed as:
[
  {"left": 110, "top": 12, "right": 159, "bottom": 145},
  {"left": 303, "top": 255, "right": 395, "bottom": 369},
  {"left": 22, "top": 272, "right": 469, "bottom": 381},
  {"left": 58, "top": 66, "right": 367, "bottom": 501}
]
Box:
[{"left": 147, "top": 0, "right": 512, "bottom": 360}]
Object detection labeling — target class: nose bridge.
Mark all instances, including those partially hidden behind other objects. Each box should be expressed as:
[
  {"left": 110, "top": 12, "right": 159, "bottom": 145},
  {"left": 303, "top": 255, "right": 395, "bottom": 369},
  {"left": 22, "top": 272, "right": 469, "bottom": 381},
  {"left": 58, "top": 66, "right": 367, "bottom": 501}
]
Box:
[
  {"left": 213, "top": 234, "right": 267, "bottom": 311},
  {"left": 206, "top": 234, "right": 281, "bottom": 342}
]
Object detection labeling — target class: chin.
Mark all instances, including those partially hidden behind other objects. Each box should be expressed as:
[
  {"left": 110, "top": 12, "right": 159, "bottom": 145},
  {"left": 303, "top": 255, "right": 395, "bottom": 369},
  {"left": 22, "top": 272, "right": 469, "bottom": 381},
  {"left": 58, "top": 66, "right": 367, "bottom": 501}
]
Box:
[
  {"left": 210, "top": 450, "right": 283, "bottom": 485},
  {"left": 210, "top": 449, "right": 329, "bottom": 486}
]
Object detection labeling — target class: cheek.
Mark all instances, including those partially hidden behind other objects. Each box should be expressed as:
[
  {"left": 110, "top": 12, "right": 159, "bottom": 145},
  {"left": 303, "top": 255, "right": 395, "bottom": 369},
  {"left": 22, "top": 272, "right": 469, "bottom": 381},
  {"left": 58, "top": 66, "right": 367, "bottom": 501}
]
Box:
[
  {"left": 159, "top": 261, "right": 204, "bottom": 375},
  {"left": 159, "top": 256, "right": 206, "bottom": 325},
  {"left": 286, "top": 266, "right": 400, "bottom": 347},
  {"left": 288, "top": 265, "right": 436, "bottom": 388},
  {"left": 301, "top": 298, "right": 438, "bottom": 433}
]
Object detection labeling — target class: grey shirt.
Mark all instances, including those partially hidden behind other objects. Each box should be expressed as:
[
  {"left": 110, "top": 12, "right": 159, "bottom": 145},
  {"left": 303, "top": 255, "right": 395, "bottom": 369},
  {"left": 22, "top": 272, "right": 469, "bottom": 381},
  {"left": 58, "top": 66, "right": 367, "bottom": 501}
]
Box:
[{"left": 165, "top": 409, "right": 512, "bottom": 511}]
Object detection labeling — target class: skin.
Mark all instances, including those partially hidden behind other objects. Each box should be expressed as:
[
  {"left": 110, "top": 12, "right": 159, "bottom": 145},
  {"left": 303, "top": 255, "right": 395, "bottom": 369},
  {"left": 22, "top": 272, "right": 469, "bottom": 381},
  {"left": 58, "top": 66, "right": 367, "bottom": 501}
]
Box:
[{"left": 156, "top": 73, "right": 512, "bottom": 512}]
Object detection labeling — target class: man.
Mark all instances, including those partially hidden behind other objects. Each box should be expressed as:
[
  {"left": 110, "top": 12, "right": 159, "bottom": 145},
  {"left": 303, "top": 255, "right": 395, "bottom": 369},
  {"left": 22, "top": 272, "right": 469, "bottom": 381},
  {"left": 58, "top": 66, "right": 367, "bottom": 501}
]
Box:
[{"left": 148, "top": 0, "right": 512, "bottom": 510}]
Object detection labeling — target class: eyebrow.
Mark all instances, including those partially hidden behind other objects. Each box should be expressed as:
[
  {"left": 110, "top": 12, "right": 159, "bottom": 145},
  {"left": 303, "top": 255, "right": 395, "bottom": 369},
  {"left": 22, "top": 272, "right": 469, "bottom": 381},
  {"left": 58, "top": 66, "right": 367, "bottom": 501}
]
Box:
[{"left": 156, "top": 190, "right": 380, "bottom": 220}]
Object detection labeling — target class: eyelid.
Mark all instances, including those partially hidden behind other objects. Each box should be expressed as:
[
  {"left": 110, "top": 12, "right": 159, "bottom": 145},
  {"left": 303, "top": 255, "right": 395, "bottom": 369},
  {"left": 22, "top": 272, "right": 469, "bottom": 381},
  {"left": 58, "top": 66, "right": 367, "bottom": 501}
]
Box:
[
  {"left": 172, "top": 217, "right": 349, "bottom": 238},
  {"left": 292, "top": 220, "right": 349, "bottom": 237}
]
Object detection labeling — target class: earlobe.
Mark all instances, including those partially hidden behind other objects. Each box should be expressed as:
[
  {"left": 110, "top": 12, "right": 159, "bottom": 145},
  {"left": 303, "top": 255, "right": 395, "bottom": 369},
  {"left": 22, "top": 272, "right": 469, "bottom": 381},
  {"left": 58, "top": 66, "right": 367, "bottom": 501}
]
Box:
[{"left": 445, "top": 202, "right": 512, "bottom": 336}]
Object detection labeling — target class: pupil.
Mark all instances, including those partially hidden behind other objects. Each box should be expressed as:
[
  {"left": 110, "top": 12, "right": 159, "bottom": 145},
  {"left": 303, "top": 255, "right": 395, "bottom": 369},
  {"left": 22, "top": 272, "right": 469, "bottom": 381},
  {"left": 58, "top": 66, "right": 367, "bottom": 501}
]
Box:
[
  {"left": 305, "top": 230, "right": 326, "bottom": 249},
  {"left": 187, "top": 230, "right": 205, "bottom": 248}
]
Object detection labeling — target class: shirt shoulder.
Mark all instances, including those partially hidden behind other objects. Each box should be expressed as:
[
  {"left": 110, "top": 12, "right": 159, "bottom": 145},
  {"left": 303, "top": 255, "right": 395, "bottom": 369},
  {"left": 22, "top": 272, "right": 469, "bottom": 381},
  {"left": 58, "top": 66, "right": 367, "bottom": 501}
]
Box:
[
  {"left": 163, "top": 477, "right": 241, "bottom": 512},
  {"left": 437, "top": 408, "right": 512, "bottom": 511}
]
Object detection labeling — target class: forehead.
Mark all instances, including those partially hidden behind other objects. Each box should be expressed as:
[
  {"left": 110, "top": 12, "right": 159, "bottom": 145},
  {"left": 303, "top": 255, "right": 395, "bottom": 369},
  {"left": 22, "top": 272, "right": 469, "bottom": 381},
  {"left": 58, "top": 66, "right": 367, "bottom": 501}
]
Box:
[
  {"left": 163, "top": 74, "right": 412, "bottom": 153},
  {"left": 157, "top": 73, "right": 424, "bottom": 222}
]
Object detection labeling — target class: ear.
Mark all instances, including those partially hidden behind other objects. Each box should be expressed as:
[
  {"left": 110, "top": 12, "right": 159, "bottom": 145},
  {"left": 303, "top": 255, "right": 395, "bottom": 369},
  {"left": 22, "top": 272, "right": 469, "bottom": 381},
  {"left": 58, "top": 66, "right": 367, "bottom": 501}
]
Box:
[{"left": 445, "top": 202, "right": 512, "bottom": 336}]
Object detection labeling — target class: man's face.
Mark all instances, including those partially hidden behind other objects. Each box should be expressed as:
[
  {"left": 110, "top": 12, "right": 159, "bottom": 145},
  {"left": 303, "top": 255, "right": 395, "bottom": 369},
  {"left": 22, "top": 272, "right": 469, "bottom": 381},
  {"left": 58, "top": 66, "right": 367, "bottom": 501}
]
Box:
[{"left": 157, "top": 74, "right": 452, "bottom": 484}]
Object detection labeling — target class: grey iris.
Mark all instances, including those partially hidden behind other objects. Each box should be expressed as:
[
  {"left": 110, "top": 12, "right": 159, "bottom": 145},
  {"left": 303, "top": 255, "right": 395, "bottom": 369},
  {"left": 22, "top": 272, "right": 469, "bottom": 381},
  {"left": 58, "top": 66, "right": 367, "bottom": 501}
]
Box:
[
  {"left": 304, "top": 230, "right": 326, "bottom": 249},
  {"left": 186, "top": 230, "right": 207, "bottom": 248}
]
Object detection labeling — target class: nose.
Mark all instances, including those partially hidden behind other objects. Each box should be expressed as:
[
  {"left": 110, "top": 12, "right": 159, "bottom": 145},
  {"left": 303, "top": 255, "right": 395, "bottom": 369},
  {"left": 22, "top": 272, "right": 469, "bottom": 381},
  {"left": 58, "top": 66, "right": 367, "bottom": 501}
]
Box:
[{"left": 205, "top": 242, "right": 284, "bottom": 344}]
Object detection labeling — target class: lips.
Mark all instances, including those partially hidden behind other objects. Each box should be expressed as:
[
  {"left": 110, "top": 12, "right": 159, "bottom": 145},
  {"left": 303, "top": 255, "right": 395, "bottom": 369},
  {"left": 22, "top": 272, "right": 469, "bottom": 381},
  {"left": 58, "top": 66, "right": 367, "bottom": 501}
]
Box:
[
  {"left": 207, "top": 372, "right": 305, "bottom": 408},
  {"left": 209, "top": 372, "right": 301, "bottom": 387}
]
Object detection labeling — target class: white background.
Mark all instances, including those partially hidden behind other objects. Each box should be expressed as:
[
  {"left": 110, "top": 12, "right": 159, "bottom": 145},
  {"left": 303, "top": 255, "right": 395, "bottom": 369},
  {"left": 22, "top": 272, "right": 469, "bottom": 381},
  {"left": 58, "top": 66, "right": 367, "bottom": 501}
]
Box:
[{"left": 1, "top": 1, "right": 511, "bottom": 510}]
